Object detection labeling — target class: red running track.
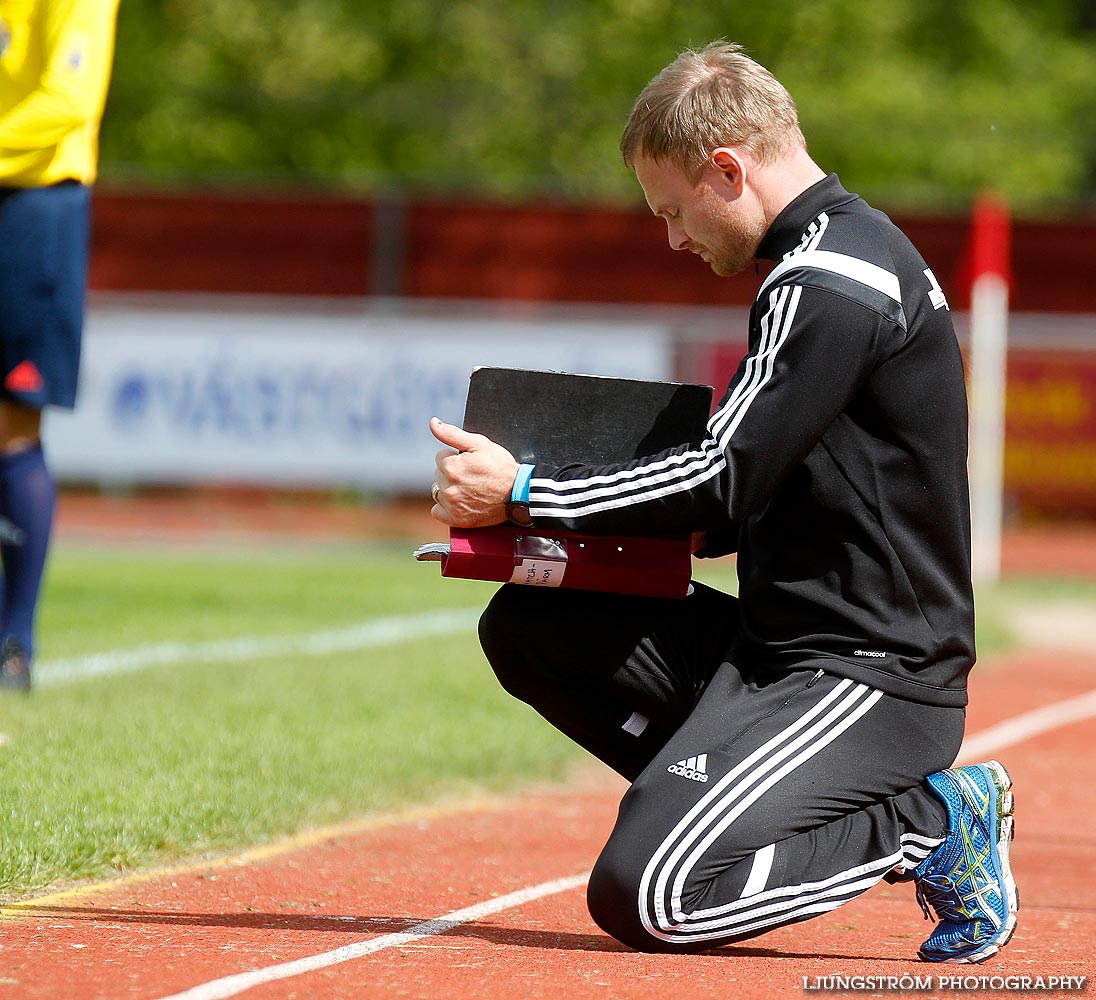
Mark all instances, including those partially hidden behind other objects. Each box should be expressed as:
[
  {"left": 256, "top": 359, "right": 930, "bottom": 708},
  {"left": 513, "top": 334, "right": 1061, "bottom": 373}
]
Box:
[{"left": 1, "top": 649, "right": 1093, "bottom": 1000}]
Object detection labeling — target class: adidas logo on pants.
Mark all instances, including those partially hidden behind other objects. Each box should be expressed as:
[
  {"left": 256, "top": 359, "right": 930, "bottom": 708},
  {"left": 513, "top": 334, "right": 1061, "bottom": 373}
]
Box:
[{"left": 667, "top": 754, "right": 709, "bottom": 782}]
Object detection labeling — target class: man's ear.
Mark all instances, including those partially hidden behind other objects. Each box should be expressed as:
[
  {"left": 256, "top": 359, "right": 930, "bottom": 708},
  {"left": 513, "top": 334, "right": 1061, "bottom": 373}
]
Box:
[{"left": 709, "top": 147, "right": 747, "bottom": 195}]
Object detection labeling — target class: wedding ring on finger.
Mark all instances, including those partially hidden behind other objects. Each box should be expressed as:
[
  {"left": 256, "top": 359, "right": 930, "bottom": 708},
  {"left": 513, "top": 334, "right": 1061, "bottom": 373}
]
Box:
[{"left": 431, "top": 483, "right": 441, "bottom": 504}]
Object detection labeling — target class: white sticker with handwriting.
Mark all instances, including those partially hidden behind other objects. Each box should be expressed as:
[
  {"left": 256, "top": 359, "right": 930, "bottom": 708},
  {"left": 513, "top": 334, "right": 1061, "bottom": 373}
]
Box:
[{"left": 510, "top": 558, "right": 566, "bottom": 588}]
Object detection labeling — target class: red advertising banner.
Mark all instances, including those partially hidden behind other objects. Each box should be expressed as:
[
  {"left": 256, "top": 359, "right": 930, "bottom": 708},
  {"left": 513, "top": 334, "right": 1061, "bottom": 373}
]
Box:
[{"left": 1004, "top": 349, "right": 1096, "bottom": 517}]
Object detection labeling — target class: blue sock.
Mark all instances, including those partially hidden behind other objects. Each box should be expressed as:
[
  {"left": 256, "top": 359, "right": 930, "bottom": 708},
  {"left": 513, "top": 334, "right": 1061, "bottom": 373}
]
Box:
[{"left": 0, "top": 443, "right": 56, "bottom": 660}]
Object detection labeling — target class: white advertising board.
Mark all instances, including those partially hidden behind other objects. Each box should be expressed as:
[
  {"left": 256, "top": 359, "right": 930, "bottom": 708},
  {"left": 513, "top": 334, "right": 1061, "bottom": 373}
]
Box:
[{"left": 45, "top": 299, "right": 672, "bottom": 490}]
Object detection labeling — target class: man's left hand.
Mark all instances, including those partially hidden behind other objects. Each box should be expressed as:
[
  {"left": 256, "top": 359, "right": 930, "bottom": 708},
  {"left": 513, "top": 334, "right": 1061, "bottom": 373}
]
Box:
[{"left": 430, "top": 417, "right": 520, "bottom": 527}]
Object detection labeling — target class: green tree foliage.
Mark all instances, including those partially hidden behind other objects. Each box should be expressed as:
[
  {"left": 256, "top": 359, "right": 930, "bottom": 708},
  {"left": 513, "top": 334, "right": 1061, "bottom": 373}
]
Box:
[{"left": 100, "top": 0, "right": 1096, "bottom": 213}]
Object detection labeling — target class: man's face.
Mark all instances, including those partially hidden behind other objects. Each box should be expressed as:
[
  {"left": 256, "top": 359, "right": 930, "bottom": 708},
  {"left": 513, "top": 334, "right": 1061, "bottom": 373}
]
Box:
[{"left": 633, "top": 153, "right": 765, "bottom": 278}]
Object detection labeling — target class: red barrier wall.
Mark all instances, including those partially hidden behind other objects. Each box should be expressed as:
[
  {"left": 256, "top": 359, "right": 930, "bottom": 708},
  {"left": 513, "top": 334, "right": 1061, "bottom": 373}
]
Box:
[
  {"left": 88, "top": 187, "right": 1096, "bottom": 313},
  {"left": 91, "top": 190, "right": 375, "bottom": 297}
]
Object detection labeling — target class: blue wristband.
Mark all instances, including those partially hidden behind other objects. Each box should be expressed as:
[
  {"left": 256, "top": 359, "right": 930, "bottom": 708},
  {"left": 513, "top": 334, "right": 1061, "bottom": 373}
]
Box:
[{"left": 511, "top": 463, "right": 535, "bottom": 504}]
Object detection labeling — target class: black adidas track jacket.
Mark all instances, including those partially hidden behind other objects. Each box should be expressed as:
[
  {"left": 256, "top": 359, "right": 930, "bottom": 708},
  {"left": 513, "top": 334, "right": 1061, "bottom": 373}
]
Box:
[{"left": 527, "top": 174, "right": 975, "bottom": 707}]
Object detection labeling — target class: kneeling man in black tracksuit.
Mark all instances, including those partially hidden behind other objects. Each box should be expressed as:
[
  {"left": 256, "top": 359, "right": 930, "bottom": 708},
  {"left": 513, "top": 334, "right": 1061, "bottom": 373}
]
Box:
[{"left": 428, "top": 41, "right": 1018, "bottom": 965}]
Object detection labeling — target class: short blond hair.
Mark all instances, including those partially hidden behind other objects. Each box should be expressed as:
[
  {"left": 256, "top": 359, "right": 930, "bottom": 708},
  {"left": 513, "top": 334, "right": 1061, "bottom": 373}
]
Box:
[{"left": 620, "top": 41, "right": 805, "bottom": 179}]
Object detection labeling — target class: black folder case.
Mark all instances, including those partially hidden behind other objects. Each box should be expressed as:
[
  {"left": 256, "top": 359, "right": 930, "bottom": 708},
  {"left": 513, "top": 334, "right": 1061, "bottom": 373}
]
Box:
[
  {"left": 417, "top": 367, "right": 713, "bottom": 599},
  {"left": 462, "top": 367, "right": 714, "bottom": 468}
]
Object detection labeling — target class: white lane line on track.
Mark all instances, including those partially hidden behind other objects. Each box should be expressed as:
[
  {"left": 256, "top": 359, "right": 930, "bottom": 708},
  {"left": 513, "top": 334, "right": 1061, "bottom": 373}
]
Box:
[
  {"left": 144, "top": 683, "right": 1096, "bottom": 1000},
  {"left": 151, "top": 872, "right": 590, "bottom": 1000},
  {"left": 956, "top": 686, "right": 1096, "bottom": 763},
  {"left": 33, "top": 609, "right": 480, "bottom": 687}
]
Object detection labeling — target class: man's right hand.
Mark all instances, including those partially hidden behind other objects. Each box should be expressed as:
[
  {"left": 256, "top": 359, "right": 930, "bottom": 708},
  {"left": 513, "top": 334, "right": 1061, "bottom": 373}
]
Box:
[{"left": 430, "top": 418, "right": 521, "bottom": 528}]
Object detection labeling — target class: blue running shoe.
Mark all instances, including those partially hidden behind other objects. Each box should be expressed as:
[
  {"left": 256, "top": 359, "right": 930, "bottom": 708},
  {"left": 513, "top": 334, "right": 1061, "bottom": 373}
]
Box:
[{"left": 914, "top": 760, "right": 1018, "bottom": 963}]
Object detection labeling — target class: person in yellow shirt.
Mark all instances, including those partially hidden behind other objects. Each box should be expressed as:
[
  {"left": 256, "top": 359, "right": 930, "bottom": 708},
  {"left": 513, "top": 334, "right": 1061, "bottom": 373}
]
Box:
[{"left": 0, "top": 0, "right": 120, "bottom": 691}]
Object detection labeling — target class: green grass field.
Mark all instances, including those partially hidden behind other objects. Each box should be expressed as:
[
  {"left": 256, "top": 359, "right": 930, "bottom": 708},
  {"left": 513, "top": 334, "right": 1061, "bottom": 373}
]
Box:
[{"left": 0, "top": 536, "right": 1091, "bottom": 903}]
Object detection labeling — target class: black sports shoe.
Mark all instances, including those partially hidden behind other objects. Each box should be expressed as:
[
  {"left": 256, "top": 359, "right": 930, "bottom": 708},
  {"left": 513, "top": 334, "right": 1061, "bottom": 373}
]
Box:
[{"left": 0, "top": 637, "right": 31, "bottom": 693}]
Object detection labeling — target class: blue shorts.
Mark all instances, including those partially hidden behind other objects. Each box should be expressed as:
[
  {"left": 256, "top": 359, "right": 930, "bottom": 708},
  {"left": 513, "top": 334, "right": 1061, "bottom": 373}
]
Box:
[{"left": 0, "top": 182, "right": 91, "bottom": 410}]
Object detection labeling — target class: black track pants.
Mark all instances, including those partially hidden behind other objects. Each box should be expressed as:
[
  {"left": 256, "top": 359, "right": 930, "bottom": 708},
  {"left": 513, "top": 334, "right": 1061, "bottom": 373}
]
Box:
[{"left": 478, "top": 581, "right": 963, "bottom": 952}]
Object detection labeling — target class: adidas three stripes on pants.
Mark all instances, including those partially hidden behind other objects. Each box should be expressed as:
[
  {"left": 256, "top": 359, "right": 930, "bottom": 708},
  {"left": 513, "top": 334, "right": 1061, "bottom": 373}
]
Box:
[{"left": 478, "top": 581, "right": 963, "bottom": 952}]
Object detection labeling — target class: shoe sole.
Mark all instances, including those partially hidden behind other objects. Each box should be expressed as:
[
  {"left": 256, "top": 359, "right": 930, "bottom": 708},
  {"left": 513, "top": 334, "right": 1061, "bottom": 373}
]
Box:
[{"left": 920, "top": 759, "right": 1019, "bottom": 964}]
